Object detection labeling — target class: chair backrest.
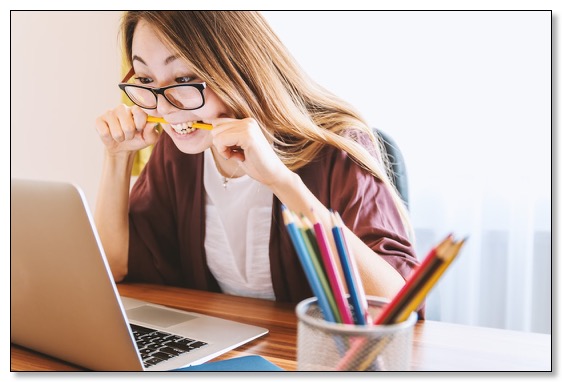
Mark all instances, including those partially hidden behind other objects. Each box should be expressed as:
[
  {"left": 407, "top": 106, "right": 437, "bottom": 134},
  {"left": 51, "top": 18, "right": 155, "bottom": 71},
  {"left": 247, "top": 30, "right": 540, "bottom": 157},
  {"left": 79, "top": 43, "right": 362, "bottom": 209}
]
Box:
[{"left": 375, "top": 129, "right": 409, "bottom": 209}]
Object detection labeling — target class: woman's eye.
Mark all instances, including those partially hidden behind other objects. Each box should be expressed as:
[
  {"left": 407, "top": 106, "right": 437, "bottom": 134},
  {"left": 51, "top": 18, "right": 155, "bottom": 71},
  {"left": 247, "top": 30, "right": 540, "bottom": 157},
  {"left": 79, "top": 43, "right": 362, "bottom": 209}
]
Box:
[
  {"left": 135, "top": 77, "right": 153, "bottom": 85},
  {"left": 175, "top": 76, "right": 193, "bottom": 84}
]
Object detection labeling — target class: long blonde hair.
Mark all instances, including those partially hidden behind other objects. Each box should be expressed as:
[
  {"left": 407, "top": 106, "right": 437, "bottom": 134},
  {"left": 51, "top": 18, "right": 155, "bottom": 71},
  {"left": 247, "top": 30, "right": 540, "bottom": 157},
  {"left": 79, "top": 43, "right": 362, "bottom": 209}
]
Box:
[{"left": 121, "top": 11, "right": 412, "bottom": 236}]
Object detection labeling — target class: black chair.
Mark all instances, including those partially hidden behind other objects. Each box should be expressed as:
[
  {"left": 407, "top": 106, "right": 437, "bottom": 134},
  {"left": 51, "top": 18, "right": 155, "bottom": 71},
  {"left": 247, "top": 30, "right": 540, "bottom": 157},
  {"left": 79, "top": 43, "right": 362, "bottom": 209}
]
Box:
[{"left": 375, "top": 130, "right": 409, "bottom": 209}]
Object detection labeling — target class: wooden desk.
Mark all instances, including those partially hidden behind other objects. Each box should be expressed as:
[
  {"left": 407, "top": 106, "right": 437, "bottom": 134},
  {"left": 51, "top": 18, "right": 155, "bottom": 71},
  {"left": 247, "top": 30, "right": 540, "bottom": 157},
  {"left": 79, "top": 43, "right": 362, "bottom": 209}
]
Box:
[{"left": 11, "top": 283, "right": 551, "bottom": 371}]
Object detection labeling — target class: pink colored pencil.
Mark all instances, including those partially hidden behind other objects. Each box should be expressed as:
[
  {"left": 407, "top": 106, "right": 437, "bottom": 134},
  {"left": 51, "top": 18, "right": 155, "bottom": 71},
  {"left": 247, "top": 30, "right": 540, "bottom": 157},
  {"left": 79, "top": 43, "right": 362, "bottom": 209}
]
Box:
[{"left": 310, "top": 210, "right": 354, "bottom": 325}]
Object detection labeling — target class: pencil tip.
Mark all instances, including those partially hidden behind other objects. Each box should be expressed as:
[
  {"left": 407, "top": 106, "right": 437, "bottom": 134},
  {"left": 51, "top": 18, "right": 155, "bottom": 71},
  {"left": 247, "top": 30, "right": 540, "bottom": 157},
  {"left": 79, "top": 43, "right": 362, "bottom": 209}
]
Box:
[
  {"left": 334, "top": 211, "right": 344, "bottom": 226},
  {"left": 309, "top": 209, "right": 318, "bottom": 224},
  {"left": 330, "top": 211, "right": 338, "bottom": 226}
]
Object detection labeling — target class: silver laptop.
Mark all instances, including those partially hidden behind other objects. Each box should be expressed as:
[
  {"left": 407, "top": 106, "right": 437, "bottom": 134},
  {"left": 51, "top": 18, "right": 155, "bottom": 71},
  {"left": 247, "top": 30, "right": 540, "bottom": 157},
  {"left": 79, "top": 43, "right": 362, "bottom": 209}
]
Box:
[{"left": 10, "top": 178, "right": 268, "bottom": 371}]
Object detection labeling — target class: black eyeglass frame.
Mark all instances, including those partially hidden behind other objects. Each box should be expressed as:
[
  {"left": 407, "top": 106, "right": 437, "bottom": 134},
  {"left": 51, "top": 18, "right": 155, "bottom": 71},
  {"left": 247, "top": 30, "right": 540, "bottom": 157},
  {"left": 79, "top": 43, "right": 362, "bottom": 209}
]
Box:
[{"left": 118, "top": 82, "right": 207, "bottom": 111}]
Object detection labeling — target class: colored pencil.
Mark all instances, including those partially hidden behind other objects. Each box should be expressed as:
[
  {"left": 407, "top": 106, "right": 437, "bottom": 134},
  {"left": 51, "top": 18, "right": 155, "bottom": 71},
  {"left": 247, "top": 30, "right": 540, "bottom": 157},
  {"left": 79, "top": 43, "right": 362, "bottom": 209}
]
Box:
[
  {"left": 310, "top": 210, "right": 354, "bottom": 325},
  {"left": 357, "top": 336, "right": 391, "bottom": 371},
  {"left": 297, "top": 215, "right": 341, "bottom": 323},
  {"left": 393, "top": 238, "right": 466, "bottom": 323},
  {"left": 336, "top": 335, "right": 390, "bottom": 371},
  {"left": 331, "top": 211, "right": 372, "bottom": 325},
  {"left": 352, "top": 236, "right": 467, "bottom": 371},
  {"left": 281, "top": 206, "right": 335, "bottom": 323},
  {"left": 340, "top": 235, "right": 466, "bottom": 371},
  {"left": 374, "top": 234, "right": 454, "bottom": 325}
]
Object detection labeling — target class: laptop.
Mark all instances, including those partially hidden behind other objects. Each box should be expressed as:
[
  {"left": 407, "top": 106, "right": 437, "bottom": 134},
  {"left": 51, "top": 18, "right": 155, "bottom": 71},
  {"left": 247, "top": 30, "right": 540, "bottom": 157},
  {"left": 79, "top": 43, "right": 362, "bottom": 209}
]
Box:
[{"left": 10, "top": 178, "right": 268, "bottom": 371}]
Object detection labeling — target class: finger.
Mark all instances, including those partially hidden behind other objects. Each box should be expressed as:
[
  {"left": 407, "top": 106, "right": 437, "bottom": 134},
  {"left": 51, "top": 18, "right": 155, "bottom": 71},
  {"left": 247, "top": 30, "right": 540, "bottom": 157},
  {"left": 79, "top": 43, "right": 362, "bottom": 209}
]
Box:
[
  {"left": 214, "top": 142, "right": 231, "bottom": 160},
  {"left": 227, "top": 148, "right": 245, "bottom": 162},
  {"left": 214, "top": 141, "right": 245, "bottom": 161},
  {"left": 115, "top": 106, "right": 137, "bottom": 141},
  {"left": 131, "top": 105, "right": 150, "bottom": 132},
  {"left": 206, "top": 114, "right": 236, "bottom": 126},
  {"left": 143, "top": 124, "right": 160, "bottom": 145},
  {"left": 207, "top": 117, "right": 238, "bottom": 135},
  {"left": 209, "top": 118, "right": 255, "bottom": 160},
  {"left": 212, "top": 130, "right": 240, "bottom": 158},
  {"left": 95, "top": 115, "right": 115, "bottom": 146},
  {"left": 99, "top": 109, "right": 127, "bottom": 143}
]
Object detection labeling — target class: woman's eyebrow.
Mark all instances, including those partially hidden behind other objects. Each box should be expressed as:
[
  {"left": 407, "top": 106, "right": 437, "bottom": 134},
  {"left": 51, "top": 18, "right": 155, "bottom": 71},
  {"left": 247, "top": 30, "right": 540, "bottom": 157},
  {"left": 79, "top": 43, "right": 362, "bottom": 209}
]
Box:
[
  {"left": 164, "top": 55, "right": 178, "bottom": 65},
  {"left": 132, "top": 55, "right": 147, "bottom": 65},
  {"left": 131, "top": 54, "right": 178, "bottom": 66}
]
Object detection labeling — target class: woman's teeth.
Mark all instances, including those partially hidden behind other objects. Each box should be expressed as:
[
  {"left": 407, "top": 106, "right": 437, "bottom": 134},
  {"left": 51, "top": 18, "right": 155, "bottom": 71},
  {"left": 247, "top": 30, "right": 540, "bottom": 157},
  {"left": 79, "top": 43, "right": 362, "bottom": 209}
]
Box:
[{"left": 170, "top": 122, "right": 196, "bottom": 135}]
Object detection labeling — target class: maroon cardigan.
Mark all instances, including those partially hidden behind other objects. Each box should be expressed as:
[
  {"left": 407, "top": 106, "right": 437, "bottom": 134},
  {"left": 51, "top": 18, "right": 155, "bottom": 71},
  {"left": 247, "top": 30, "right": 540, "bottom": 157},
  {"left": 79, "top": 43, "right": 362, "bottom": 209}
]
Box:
[{"left": 125, "top": 133, "right": 420, "bottom": 312}]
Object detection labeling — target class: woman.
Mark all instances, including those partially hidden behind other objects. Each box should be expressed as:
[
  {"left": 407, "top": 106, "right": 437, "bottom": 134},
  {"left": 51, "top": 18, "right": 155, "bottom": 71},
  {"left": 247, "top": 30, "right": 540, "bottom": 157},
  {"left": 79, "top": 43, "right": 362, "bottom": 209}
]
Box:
[{"left": 95, "top": 11, "right": 419, "bottom": 307}]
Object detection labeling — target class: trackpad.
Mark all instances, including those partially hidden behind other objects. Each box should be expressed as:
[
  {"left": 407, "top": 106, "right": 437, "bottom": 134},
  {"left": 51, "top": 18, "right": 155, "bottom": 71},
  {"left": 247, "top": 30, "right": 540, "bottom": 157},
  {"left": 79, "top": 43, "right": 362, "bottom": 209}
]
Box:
[{"left": 126, "top": 305, "right": 197, "bottom": 328}]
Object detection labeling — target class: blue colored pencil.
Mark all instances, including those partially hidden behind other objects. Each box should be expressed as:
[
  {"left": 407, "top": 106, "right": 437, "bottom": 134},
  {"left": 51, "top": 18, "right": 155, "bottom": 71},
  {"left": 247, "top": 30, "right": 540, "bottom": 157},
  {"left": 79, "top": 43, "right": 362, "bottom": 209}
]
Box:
[
  {"left": 331, "top": 211, "right": 372, "bottom": 325},
  {"left": 281, "top": 206, "right": 336, "bottom": 322}
]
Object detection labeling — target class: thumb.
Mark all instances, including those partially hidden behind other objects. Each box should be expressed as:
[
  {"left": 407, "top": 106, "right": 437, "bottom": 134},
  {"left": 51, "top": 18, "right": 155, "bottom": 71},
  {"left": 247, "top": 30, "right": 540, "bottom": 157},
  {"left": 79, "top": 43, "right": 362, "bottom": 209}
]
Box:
[{"left": 143, "top": 124, "right": 160, "bottom": 145}]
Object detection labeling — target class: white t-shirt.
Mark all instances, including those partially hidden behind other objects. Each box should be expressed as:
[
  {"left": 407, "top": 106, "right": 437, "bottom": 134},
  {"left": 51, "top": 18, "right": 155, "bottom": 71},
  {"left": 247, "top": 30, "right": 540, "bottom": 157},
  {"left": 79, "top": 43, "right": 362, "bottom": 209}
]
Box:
[{"left": 203, "top": 149, "right": 275, "bottom": 300}]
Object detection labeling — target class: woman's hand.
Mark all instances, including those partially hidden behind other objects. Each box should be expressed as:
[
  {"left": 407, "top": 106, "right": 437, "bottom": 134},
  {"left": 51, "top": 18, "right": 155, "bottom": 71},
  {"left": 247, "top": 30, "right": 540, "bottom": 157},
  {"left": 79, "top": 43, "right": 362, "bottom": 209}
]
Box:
[
  {"left": 95, "top": 104, "right": 160, "bottom": 155},
  {"left": 209, "top": 117, "right": 293, "bottom": 188}
]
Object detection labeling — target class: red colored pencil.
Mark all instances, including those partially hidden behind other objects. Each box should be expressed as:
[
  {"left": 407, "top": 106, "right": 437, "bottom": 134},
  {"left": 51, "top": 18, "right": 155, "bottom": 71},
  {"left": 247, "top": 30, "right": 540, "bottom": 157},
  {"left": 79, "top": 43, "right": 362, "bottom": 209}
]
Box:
[
  {"left": 393, "top": 237, "right": 466, "bottom": 323},
  {"left": 374, "top": 234, "right": 454, "bottom": 325}
]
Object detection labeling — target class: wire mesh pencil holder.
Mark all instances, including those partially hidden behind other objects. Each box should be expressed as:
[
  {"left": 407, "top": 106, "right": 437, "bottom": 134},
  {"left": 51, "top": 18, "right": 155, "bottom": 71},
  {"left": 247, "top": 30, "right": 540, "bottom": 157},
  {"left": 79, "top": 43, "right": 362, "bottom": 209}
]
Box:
[{"left": 296, "top": 296, "right": 417, "bottom": 371}]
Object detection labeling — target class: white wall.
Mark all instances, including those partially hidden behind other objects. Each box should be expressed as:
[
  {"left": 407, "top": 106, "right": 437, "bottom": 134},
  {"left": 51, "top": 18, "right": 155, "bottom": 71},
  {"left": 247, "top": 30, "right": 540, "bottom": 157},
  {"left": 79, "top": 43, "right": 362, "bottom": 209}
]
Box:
[
  {"left": 263, "top": 11, "right": 550, "bottom": 207},
  {"left": 11, "top": 11, "right": 122, "bottom": 207},
  {"left": 10, "top": 10, "right": 553, "bottom": 333}
]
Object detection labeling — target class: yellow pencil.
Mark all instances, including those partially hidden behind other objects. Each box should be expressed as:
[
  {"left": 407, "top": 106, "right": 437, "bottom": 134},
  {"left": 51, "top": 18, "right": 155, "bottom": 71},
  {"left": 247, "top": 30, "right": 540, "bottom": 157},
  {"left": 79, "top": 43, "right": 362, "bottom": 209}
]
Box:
[
  {"left": 146, "top": 116, "right": 213, "bottom": 130},
  {"left": 357, "top": 336, "right": 391, "bottom": 371},
  {"left": 393, "top": 238, "right": 467, "bottom": 323}
]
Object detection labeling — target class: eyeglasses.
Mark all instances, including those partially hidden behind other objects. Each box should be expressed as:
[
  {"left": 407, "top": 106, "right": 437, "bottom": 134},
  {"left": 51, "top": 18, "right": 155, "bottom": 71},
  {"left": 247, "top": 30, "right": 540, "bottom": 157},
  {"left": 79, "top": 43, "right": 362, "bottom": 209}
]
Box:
[{"left": 118, "top": 67, "right": 206, "bottom": 111}]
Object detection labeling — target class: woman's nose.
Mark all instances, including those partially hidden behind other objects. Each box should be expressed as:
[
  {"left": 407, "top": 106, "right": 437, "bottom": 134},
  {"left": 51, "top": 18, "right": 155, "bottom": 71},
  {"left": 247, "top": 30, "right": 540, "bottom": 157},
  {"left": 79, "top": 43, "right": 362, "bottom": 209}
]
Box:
[{"left": 155, "top": 94, "right": 177, "bottom": 115}]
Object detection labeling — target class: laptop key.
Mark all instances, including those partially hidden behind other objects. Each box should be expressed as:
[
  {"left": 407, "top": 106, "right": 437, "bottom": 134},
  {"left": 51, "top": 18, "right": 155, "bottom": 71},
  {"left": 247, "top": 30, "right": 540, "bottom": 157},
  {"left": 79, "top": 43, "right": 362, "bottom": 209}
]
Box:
[
  {"left": 139, "top": 348, "right": 153, "bottom": 357},
  {"left": 189, "top": 341, "right": 207, "bottom": 349},
  {"left": 136, "top": 339, "right": 151, "bottom": 348},
  {"left": 130, "top": 324, "right": 155, "bottom": 335},
  {"left": 144, "top": 357, "right": 165, "bottom": 366},
  {"left": 175, "top": 338, "right": 197, "bottom": 346},
  {"left": 144, "top": 332, "right": 166, "bottom": 341},
  {"left": 146, "top": 343, "right": 160, "bottom": 351},
  {"left": 151, "top": 351, "right": 176, "bottom": 361},
  {"left": 166, "top": 341, "right": 194, "bottom": 352},
  {"left": 159, "top": 346, "right": 185, "bottom": 356},
  {"left": 162, "top": 334, "right": 183, "bottom": 342}
]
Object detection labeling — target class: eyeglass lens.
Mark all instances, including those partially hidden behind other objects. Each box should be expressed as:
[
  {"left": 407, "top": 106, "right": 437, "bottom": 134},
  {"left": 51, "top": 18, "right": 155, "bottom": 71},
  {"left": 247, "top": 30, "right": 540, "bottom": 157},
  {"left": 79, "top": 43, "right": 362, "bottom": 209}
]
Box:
[{"left": 124, "top": 86, "right": 204, "bottom": 110}]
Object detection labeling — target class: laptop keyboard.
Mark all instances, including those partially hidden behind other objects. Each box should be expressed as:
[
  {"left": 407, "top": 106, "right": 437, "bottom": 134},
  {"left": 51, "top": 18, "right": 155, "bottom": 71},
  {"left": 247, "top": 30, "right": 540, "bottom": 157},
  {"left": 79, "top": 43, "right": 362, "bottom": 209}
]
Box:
[{"left": 130, "top": 323, "right": 208, "bottom": 368}]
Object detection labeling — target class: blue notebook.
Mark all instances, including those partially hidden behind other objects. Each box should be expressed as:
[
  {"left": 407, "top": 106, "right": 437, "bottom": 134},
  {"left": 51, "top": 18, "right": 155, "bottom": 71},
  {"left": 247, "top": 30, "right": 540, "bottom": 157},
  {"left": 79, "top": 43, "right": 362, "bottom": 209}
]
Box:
[{"left": 174, "top": 355, "right": 284, "bottom": 371}]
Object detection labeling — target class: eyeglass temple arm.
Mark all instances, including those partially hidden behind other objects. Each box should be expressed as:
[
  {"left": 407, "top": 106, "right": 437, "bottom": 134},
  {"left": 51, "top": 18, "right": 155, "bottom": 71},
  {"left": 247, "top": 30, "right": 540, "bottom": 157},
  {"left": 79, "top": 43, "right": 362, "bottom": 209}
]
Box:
[{"left": 121, "top": 67, "right": 135, "bottom": 83}]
